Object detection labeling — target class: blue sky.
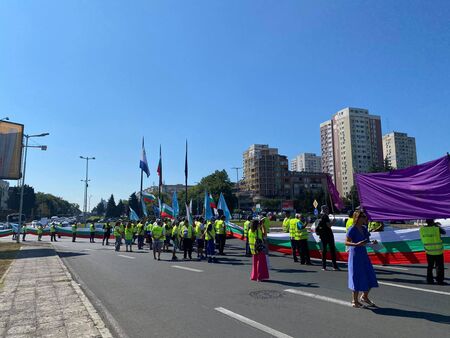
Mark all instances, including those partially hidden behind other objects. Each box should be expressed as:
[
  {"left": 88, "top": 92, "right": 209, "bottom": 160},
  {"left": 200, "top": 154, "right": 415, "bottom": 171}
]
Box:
[{"left": 1, "top": 1, "right": 449, "bottom": 210}]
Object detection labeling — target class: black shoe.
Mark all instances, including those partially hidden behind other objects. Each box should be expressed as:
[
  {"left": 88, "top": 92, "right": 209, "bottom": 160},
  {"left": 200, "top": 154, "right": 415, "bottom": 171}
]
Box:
[
  {"left": 427, "top": 280, "right": 435, "bottom": 284},
  {"left": 437, "top": 281, "right": 447, "bottom": 285},
  {"left": 294, "top": 259, "right": 299, "bottom": 262}
]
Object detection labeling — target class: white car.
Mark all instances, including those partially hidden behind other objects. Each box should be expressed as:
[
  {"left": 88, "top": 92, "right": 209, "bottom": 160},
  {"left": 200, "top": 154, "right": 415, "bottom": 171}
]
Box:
[{"left": 310, "top": 214, "right": 349, "bottom": 234}]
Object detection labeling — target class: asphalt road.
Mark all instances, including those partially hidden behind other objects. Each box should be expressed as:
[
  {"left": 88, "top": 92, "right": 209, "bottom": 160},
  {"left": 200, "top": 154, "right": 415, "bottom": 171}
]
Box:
[{"left": 35, "top": 236, "right": 450, "bottom": 337}]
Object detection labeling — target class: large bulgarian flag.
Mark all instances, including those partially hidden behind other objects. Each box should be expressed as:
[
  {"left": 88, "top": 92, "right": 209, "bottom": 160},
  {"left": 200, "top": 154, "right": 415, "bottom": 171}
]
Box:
[
  {"left": 142, "top": 191, "right": 156, "bottom": 203},
  {"left": 161, "top": 203, "right": 175, "bottom": 219}
]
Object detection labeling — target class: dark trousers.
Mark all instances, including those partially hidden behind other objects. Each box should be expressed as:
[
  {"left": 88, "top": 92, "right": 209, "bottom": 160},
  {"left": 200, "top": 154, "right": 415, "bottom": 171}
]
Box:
[
  {"left": 299, "top": 239, "right": 311, "bottom": 264},
  {"left": 137, "top": 235, "right": 144, "bottom": 249},
  {"left": 72, "top": 233, "right": 76, "bottom": 242},
  {"left": 50, "top": 233, "right": 57, "bottom": 242},
  {"left": 183, "top": 238, "right": 193, "bottom": 259},
  {"left": 245, "top": 238, "right": 251, "bottom": 256},
  {"left": 217, "top": 234, "right": 226, "bottom": 254},
  {"left": 90, "top": 232, "right": 95, "bottom": 243},
  {"left": 103, "top": 232, "right": 110, "bottom": 245},
  {"left": 321, "top": 236, "right": 338, "bottom": 269},
  {"left": 290, "top": 239, "right": 300, "bottom": 261},
  {"left": 22, "top": 232, "right": 26, "bottom": 241},
  {"left": 426, "top": 254, "right": 444, "bottom": 283}
]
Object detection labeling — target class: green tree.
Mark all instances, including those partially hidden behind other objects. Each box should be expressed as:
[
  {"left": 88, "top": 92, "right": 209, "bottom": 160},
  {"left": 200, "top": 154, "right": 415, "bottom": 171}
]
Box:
[
  {"left": 34, "top": 192, "right": 81, "bottom": 217},
  {"left": 8, "top": 185, "right": 36, "bottom": 218},
  {"left": 116, "top": 200, "right": 125, "bottom": 217},
  {"left": 105, "top": 195, "right": 117, "bottom": 218},
  {"left": 92, "top": 199, "right": 106, "bottom": 216},
  {"left": 128, "top": 193, "right": 140, "bottom": 217}
]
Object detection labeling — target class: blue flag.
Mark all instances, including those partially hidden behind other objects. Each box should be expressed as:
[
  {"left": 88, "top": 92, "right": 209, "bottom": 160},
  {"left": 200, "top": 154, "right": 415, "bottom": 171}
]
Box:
[
  {"left": 141, "top": 198, "right": 148, "bottom": 217},
  {"left": 140, "top": 137, "right": 150, "bottom": 177},
  {"left": 204, "top": 191, "right": 213, "bottom": 221},
  {"left": 172, "top": 191, "right": 179, "bottom": 218},
  {"left": 218, "top": 192, "right": 231, "bottom": 222},
  {"left": 129, "top": 207, "right": 139, "bottom": 221}
]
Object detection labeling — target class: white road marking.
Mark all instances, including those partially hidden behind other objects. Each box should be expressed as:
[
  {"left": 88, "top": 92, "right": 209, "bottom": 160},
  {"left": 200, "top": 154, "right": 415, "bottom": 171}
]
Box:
[
  {"left": 83, "top": 248, "right": 93, "bottom": 251},
  {"left": 56, "top": 244, "right": 68, "bottom": 248},
  {"left": 373, "top": 265, "right": 408, "bottom": 271},
  {"left": 215, "top": 307, "right": 293, "bottom": 338},
  {"left": 284, "top": 289, "right": 352, "bottom": 307},
  {"left": 118, "top": 255, "right": 135, "bottom": 259},
  {"left": 378, "top": 281, "right": 450, "bottom": 296},
  {"left": 171, "top": 265, "right": 203, "bottom": 273}
]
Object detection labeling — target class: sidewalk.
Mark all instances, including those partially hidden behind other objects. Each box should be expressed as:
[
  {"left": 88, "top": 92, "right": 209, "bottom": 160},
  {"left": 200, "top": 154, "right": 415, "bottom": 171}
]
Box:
[{"left": 0, "top": 243, "right": 112, "bottom": 338}]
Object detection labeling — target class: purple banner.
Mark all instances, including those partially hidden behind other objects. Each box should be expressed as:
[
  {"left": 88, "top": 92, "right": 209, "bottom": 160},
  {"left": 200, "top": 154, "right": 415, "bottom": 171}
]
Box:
[
  {"left": 326, "top": 174, "right": 344, "bottom": 211},
  {"left": 355, "top": 155, "right": 450, "bottom": 221}
]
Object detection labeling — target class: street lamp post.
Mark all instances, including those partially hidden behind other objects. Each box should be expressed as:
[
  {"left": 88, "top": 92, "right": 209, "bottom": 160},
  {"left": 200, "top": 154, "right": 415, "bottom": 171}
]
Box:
[
  {"left": 17, "top": 133, "right": 49, "bottom": 243},
  {"left": 0, "top": 117, "right": 9, "bottom": 122},
  {"left": 80, "top": 156, "right": 95, "bottom": 225}
]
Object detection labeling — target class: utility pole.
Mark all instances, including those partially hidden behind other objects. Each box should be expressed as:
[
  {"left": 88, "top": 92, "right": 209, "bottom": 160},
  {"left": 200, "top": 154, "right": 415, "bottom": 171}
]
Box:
[
  {"left": 17, "top": 133, "right": 49, "bottom": 243},
  {"left": 80, "top": 156, "right": 95, "bottom": 225}
]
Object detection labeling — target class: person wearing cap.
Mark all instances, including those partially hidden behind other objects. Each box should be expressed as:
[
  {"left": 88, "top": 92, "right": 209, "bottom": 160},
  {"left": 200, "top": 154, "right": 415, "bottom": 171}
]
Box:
[
  {"left": 420, "top": 219, "right": 446, "bottom": 285},
  {"left": 315, "top": 205, "right": 339, "bottom": 271}
]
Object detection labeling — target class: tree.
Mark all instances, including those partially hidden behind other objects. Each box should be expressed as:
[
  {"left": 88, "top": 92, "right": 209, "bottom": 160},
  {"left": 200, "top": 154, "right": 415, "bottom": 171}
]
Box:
[
  {"left": 92, "top": 200, "right": 106, "bottom": 216},
  {"left": 8, "top": 185, "right": 36, "bottom": 219},
  {"left": 105, "top": 195, "right": 117, "bottom": 218},
  {"left": 34, "top": 192, "right": 81, "bottom": 217},
  {"left": 128, "top": 193, "right": 140, "bottom": 217},
  {"left": 116, "top": 200, "right": 126, "bottom": 218}
]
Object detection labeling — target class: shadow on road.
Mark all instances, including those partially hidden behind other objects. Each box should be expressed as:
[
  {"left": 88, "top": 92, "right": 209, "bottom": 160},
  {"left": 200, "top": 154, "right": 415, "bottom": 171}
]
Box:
[
  {"left": 264, "top": 279, "right": 319, "bottom": 288},
  {"left": 371, "top": 307, "right": 450, "bottom": 324},
  {"left": 57, "top": 251, "right": 88, "bottom": 259}
]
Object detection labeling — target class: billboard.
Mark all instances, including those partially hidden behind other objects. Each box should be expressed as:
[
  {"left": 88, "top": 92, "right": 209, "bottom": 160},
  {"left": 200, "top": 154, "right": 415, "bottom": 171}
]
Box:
[
  {"left": 0, "top": 121, "right": 24, "bottom": 180},
  {"left": 281, "top": 200, "right": 294, "bottom": 210}
]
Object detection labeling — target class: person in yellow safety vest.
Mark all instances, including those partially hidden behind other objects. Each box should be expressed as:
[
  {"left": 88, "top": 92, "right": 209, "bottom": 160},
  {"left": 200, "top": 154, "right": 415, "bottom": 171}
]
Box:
[
  {"left": 261, "top": 215, "right": 270, "bottom": 254},
  {"left": 50, "top": 223, "right": 57, "bottom": 242},
  {"left": 163, "top": 219, "right": 172, "bottom": 252},
  {"left": 124, "top": 222, "right": 134, "bottom": 252},
  {"left": 215, "top": 215, "right": 227, "bottom": 255},
  {"left": 171, "top": 220, "right": 180, "bottom": 261},
  {"left": 248, "top": 219, "right": 269, "bottom": 281},
  {"left": 264, "top": 213, "right": 271, "bottom": 234},
  {"left": 243, "top": 215, "right": 252, "bottom": 257},
  {"left": 119, "top": 221, "right": 125, "bottom": 244},
  {"left": 72, "top": 223, "right": 78, "bottom": 242},
  {"left": 136, "top": 220, "right": 145, "bottom": 250},
  {"left": 152, "top": 219, "right": 165, "bottom": 260},
  {"left": 205, "top": 220, "right": 217, "bottom": 263},
  {"left": 195, "top": 217, "right": 206, "bottom": 260},
  {"left": 368, "top": 221, "right": 384, "bottom": 232},
  {"left": 37, "top": 224, "right": 43, "bottom": 241},
  {"left": 146, "top": 220, "right": 153, "bottom": 250},
  {"left": 289, "top": 214, "right": 301, "bottom": 262},
  {"left": 420, "top": 219, "right": 446, "bottom": 285},
  {"left": 89, "top": 223, "right": 96, "bottom": 243},
  {"left": 113, "top": 221, "right": 123, "bottom": 252},
  {"left": 346, "top": 210, "right": 354, "bottom": 232},
  {"left": 181, "top": 218, "right": 195, "bottom": 260},
  {"left": 282, "top": 211, "right": 291, "bottom": 233},
  {"left": 296, "top": 214, "right": 311, "bottom": 265}
]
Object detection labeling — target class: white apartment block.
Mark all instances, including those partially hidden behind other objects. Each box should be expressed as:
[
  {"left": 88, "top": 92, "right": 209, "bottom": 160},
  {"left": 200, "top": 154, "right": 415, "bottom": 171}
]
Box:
[
  {"left": 291, "top": 153, "right": 322, "bottom": 173},
  {"left": 383, "top": 132, "right": 417, "bottom": 169},
  {"left": 320, "top": 107, "right": 383, "bottom": 197}
]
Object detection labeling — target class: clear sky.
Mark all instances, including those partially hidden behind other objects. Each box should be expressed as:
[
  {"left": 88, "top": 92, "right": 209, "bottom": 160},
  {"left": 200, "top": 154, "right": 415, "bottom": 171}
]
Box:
[{"left": 1, "top": 1, "right": 449, "bottom": 210}]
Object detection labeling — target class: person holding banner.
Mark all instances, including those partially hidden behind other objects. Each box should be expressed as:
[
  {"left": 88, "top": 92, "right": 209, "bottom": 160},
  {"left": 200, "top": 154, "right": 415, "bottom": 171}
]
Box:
[
  {"left": 346, "top": 210, "right": 378, "bottom": 308},
  {"left": 316, "top": 206, "right": 339, "bottom": 271}
]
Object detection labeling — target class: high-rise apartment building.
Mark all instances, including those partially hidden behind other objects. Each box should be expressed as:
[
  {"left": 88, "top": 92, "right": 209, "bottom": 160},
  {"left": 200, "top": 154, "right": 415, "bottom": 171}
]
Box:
[
  {"left": 242, "top": 144, "right": 289, "bottom": 198},
  {"left": 291, "top": 153, "right": 322, "bottom": 173},
  {"left": 320, "top": 107, "right": 383, "bottom": 197},
  {"left": 383, "top": 132, "right": 417, "bottom": 169}
]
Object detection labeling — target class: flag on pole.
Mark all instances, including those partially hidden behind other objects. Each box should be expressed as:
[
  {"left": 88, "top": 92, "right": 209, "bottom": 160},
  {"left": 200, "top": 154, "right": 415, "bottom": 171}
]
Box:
[
  {"left": 209, "top": 193, "right": 218, "bottom": 216},
  {"left": 141, "top": 198, "right": 148, "bottom": 217},
  {"left": 139, "top": 137, "right": 150, "bottom": 177},
  {"left": 184, "top": 140, "right": 188, "bottom": 183},
  {"left": 160, "top": 202, "right": 174, "bottom": 219},
  {"left": 129, "top": 207, "right": 139, "bottom": 221},
  {"left": 142, "top": 191, "right": 156, "bottom": 203},
  {"left": 186, "top": 203, "right": 193, "bottom": 225},
  {"left": 217, "top": 192, "right": 231, "bottom": 222},
  {"left": 157, "top": 145, "right": 162, "bottom": 187},
  {"left": 172, "top": 191, "right": 179, "bottom": 218},
  {"left": 189, "top": 199, "right": 193, "bottom": 216},
  {"left": 204, "top": 191, "right": 213, "bottom": 221},
  {"left": 326, "top": 174, "right": 344, "bottom": 211}
]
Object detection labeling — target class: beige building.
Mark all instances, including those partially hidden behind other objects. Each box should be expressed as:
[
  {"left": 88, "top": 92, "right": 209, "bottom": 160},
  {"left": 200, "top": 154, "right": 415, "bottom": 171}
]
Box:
[
  {"left": 383, "top": 132, "right": 417, "bottom": 169},
  {"left": 320, "top": 107, "right": 383, "bottom": 197},
  {"left": 291, "top": 153, "right": 322, "bottom": 173},
  {"left": 242, "top": 144, "right": 289, "bottom": 199}
]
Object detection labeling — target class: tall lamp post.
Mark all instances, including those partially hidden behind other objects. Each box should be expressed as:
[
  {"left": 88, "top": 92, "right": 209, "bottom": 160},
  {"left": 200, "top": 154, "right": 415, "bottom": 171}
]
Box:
[
  {"left": 0, "top": 117, "right": 9, "bottom": 122},
  {"left": 231, "top": 167, "right": 242, "bottom": 220},
  {"left": 17, "top": 133, "right": 49, "bottom": 243},
  {"left": 80, "top": 156, "right": 95, "bottom": 226}
]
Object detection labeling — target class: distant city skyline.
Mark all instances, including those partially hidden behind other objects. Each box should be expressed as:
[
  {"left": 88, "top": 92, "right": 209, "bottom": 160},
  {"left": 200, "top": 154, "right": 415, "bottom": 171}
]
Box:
[{"left": 1, "top": 1, "right": 449, "bottom": 209}]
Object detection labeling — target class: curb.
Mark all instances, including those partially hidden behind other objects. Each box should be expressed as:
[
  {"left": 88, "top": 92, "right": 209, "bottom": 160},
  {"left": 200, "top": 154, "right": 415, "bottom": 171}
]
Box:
[{"left": 55, "top": 251, "right": 114, "bottom": 338}]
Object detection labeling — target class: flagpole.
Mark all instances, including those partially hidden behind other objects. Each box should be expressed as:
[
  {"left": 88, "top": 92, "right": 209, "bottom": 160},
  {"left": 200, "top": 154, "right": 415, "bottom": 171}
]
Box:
[{"left": 185, "top": 140, "right": 188, "bottom": 206}]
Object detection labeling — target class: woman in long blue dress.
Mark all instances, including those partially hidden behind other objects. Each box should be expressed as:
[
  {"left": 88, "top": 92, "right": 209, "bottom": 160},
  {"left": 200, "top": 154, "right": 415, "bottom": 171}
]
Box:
[{"left": 346, "top": 210, "right": 378, "bottom": 308}]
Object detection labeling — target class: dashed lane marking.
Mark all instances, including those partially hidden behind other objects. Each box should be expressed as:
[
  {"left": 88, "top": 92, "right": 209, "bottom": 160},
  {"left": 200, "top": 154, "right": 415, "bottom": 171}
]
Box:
[
  {"left": 118, "top": 255, "right": 135, "bottom": 259},
  {"left": 171, "top": 265, "right": 203, "bottom": 273},
  {"left": 284, "top": 289, "right": 352, "bottom": 307},
  {"left": 215, "top": 307, "right": 293, "bottom": 338},
  {"left": 378, "top": 281, "right": 450, "bottom": 296}
]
